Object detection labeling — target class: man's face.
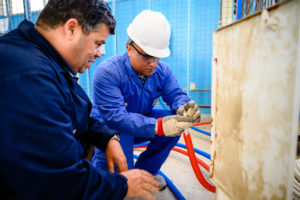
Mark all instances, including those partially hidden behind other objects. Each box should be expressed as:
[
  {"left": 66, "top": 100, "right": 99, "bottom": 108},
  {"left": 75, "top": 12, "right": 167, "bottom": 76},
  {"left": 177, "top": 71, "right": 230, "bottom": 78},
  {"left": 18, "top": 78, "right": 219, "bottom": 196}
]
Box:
[
  {"left": 127, "top": 42, "right": 160, "bottom": 77},
  {"left": 72, "top": 23, "right": 110, "bottom": 73}
]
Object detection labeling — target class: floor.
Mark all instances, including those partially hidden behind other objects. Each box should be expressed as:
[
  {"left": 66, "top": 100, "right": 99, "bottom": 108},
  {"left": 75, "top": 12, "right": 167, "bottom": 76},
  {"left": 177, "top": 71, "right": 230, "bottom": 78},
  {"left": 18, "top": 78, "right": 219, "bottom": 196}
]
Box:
[{"left": 133, "top": 114, "right": 216, "bottom": 200}]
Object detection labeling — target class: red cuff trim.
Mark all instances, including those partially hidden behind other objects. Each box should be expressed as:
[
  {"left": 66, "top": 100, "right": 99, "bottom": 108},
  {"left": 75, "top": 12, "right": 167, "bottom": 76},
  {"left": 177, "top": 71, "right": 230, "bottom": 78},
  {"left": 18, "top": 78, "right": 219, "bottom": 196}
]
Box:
[{"left": 157, "top": 118, "right": 164, "bottom": 136}]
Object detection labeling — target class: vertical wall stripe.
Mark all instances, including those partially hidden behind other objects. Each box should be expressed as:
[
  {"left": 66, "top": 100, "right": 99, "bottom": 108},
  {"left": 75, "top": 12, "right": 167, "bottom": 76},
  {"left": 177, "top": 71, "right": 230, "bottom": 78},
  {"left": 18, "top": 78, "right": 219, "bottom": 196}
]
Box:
[
  {"left": 186, "top": 0, "right": 191, "bottom": 96},
  {"left": 112, "top": 0, "right": 117, "bottom": 55},
  {"left": 23, "top": 0, "right": 31, "bottom": 21},
  {"left": 5, "top": 0, "right": 11, "bottom": 31}
]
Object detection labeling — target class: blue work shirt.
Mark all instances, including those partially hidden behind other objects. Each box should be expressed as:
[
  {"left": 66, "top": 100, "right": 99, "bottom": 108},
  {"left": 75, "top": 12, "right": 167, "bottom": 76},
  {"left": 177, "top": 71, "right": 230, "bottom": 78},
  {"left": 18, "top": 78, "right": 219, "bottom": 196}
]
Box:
[
  {"left": 91, "top": 53, "right": 190, "bottom": 138},
  {"left": 0, "top": 20, "right": 127, "bottom": 199}
]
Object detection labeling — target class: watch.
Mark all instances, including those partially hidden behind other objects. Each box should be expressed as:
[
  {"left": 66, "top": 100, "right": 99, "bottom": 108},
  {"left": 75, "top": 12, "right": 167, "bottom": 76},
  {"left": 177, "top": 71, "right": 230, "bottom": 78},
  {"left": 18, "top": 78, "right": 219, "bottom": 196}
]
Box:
[{"left": 111, "top": 134, "right": 120, "bottom": 142}]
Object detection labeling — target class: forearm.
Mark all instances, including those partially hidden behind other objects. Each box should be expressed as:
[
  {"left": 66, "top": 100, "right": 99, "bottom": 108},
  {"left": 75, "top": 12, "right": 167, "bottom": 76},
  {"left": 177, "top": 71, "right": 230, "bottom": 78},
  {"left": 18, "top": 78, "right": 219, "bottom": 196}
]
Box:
[{"left": 105, "top": 111, "right": 157, "bottom": 138}]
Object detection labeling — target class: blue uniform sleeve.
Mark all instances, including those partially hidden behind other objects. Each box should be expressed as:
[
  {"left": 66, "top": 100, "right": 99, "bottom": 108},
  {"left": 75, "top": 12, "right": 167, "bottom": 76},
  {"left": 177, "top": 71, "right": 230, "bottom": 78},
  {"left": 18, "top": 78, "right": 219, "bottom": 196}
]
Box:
[
  {"left": 0, "top": 71, "right": 127, "bottom": 200},
  {"left": 93, "top": 66, "right": 156, "bottom": 138},
  {"left": 159, "top": 64, "right": 191, "bottom": 111}
]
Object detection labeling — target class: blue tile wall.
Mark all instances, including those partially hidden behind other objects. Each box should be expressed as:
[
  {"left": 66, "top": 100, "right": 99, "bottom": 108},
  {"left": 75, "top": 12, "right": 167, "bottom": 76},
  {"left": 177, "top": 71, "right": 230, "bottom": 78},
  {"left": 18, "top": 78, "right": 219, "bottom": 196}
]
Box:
[{"left": 1, "top": 0, "right": 221, "bottom": 114}]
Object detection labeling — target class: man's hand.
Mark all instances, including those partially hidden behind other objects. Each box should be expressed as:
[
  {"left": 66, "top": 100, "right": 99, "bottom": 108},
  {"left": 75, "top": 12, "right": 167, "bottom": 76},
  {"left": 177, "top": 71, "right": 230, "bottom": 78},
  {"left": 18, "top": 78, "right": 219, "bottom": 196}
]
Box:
[
  {"left": 177, "top": 100, "right": 201, "bottom": 123},
  {"left": 121, "top": 169, "right": 159, "bottom": 200},
  {"left": 105, "top": 138, "right": 128, "bottom": 173},
  {"left": 156, "top": 115, "right": 192, "bottom": 137}
]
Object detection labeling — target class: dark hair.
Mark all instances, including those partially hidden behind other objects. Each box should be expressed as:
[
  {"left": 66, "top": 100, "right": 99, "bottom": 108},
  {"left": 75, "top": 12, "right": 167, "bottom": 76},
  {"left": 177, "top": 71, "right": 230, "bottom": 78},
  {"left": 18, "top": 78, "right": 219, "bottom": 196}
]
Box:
[{"left": 36, "top": 0, "right": 115, "bottom": 35}]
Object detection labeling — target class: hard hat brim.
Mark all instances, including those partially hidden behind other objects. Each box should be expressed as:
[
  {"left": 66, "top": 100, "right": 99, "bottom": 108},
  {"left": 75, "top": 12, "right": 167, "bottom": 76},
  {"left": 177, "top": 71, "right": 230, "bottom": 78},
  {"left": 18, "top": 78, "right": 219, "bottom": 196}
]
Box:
[{"left": 127, "top": 29, "right": 170, "bottom": 59}]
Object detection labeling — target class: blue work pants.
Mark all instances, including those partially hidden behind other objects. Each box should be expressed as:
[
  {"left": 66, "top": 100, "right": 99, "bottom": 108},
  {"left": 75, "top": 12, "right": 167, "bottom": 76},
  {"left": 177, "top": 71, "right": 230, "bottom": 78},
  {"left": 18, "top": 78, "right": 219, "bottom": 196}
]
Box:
[{"left": 92, "top": 109, "right": 180, "bottom": 175}]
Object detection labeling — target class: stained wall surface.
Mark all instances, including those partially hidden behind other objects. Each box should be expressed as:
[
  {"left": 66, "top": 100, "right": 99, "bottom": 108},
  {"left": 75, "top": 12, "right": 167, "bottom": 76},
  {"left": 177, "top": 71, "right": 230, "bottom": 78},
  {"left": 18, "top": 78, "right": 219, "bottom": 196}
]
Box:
[{"left": 211, "top": 1, "right": 300, "bottom": 199}]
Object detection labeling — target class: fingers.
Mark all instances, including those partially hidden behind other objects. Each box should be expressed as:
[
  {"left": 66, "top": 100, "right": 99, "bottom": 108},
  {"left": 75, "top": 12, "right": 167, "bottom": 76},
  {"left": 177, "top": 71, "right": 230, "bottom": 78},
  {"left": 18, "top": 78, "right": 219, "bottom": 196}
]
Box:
[
  {"left": 192, "top": 109, "right": 201, "bottom": 122},
  {"left": 107, "top": 159, "right": 115, "bottom": 173},
  {"left": 188, "top": 100, "right": 196, "bottom": 108},
  {"left": 183, "top": 100, "right": 195, "bottom": 110},
  {"left": 176, "top": 115, "right": 193, "bottom": 123},
  {"left": 143, "top": 182, "right": 159, "bottom": 194},
  {"left": 178, "top": 101, "right": 199, "bottom": 119},
  {"left": 122, "top": 169, "right": 159, "bottom": 199},
  {"left": 142, "top": 177, "right": 159, "bottom": 195},
  {"left": 115, "top": 157, "right": 128, "bottom": 172},
  {"left": 177, "top": 121, "right": 192, "bottom": 129},
  {"left": 184, "top": 101, "right": 201, "bottom": 123},
  {"left": 140, "top": 171, "right": 159, "bottom": 199},
  {"left": 140, "top": 170, "right": 159, "bottom": 188},
  {"left": 176, "top": 106, "right": 184, "bottom": 115}
]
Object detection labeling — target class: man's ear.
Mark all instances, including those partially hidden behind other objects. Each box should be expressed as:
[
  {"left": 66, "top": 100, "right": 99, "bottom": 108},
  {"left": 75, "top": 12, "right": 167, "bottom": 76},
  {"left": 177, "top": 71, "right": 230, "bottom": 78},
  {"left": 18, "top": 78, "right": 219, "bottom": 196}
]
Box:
[
  {"left": 63, "top": 18, "right": 81, "bottom": 40},
  {"left": 126, "top": 44, "right": 133, "bottom": 57}
]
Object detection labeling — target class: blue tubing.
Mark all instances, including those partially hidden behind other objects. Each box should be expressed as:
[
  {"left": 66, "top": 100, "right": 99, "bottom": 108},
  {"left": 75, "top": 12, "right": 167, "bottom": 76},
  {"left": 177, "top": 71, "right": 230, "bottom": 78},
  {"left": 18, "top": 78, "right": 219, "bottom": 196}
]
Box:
[
  {"left": 133, "top": 154, "right": 185, "bottom": 200},
  {"left": 133, "top": 142, "right": 149, "bottom": 148},
  {"left": 134, "top": 141, "right": 211, "bottom": 160},
  {"left": 158, "top": 170, "right": 186, "bottom": 200},
  {"left": 190, "top": 126, "right": 211, "bottom": 136},
  {"left": 175, "top": 143, "right": 211, "bottom": 160}
]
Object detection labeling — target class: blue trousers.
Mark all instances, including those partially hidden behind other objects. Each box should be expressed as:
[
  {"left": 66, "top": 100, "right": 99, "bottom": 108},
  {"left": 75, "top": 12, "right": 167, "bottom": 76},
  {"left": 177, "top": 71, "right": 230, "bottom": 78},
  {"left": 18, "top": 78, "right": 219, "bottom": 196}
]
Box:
[{"left": 92, "top": 109, "right": 180, "bottom": 175}]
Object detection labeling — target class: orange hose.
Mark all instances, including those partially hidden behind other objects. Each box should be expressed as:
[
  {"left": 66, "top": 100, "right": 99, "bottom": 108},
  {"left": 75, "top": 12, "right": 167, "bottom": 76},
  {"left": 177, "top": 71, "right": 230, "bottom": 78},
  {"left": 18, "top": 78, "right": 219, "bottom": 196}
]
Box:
[
  {"left": 192, "top": 121, "right": 212, "bottom": 126},
  {"left": 134, "top": 145, "right": 210, "bottom": 172},
  {"left": 172, "top": 147, "right": 210, "bottom": 172},
  {"left": 183, "top": 132, "right": 216, "bottom": 193}
]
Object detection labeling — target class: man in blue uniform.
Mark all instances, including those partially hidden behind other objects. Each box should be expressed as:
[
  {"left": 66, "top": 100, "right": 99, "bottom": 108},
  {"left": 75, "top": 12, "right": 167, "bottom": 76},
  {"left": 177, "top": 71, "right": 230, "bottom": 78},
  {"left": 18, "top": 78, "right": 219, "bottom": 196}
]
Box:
[
  {"left": 0, "top": 1, "right": 160, "bottom": 200},
  {"left": 91, "top": 10, "right": 201, "bottom": 190}
]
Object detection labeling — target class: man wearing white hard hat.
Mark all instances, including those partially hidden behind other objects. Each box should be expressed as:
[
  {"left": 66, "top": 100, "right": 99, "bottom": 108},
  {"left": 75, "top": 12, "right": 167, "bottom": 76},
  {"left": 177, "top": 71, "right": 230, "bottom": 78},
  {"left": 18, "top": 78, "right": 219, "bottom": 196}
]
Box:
[{"left": 90, "top": 10, "right": 200, "bottom": 190}]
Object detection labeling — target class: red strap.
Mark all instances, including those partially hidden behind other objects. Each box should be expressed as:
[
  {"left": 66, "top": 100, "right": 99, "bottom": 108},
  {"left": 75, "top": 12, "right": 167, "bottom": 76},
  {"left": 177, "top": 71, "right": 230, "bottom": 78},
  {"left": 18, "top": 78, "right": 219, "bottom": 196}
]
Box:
[{"left": 157, "top": 118, "right": 164, "bottom": 136}]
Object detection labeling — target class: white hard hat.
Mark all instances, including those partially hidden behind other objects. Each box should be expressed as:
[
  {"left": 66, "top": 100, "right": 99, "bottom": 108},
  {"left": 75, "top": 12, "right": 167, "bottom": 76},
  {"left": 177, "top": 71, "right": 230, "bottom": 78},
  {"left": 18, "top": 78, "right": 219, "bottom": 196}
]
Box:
[{"left": 127, "top": 10, "right": 171, "bottom": 58}]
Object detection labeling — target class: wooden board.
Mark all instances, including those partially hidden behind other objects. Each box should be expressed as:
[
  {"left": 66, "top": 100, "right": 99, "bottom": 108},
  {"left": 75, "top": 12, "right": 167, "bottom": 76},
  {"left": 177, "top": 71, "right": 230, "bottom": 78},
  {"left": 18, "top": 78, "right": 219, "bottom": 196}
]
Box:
[{"left": 210, "top": 1, "right": 300, "bottom": 199}]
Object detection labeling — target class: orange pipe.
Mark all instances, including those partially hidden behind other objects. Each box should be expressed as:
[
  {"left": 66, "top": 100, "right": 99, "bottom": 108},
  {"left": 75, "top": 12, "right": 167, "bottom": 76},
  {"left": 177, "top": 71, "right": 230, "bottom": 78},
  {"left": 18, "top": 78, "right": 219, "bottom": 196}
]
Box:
[
  {"left": 172, "top": 147, "right": 210, "bottom": 172},
  {"left": 192, "top": 121, "right": 212, "bottom": 126},
  {"left": 183, "top": 133, "right": 216, "bottom": 193},
  {"left": 134, "top": 145, "right": 210, "bottom": 172}
]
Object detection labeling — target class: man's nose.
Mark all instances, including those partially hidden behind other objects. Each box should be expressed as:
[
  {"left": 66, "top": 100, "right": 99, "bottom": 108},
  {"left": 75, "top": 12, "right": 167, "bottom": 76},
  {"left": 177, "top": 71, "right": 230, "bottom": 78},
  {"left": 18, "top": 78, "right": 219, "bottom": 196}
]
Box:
[{"left": 95, "top": 48, "right": 102, "bottom": 58}]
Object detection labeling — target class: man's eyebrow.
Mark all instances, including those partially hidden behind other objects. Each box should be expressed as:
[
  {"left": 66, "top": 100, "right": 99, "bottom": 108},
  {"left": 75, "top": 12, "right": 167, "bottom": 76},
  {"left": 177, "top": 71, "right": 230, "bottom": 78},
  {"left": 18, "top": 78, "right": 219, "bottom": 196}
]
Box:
[{"left": 96, "top": 40, "right": 106, "bottom": 45}]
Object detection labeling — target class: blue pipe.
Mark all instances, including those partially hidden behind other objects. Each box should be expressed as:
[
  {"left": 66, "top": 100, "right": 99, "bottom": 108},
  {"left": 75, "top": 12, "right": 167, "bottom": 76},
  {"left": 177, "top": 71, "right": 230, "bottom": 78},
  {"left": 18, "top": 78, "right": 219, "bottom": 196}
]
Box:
[
  {"left": 190, "top": 126, "right": 211, "bottom": 136},
  {"left": 133, "top": 142, "right": 149, "bottom": 148},
  {"left": 133, "top": 154, "right": 185, "bottom": 200},
  {"left": 134, "top": 141, "right": 211, "bottom": 160},
  {"left": 158, "top": 170, "right": 186, "bottom": 200},
  {"left": 175, "top": 143, "right": 211, "bottom": 160}
]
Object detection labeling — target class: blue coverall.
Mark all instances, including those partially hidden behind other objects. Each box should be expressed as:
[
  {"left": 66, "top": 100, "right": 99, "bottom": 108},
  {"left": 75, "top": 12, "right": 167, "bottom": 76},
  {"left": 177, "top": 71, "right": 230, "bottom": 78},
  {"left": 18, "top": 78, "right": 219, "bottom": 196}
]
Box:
[
  {"left": 0, "top": 20, "right": 127, "bottom": 200},
  {"left": 91, "top": 53, "right": 190, "bottom": 174}
]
